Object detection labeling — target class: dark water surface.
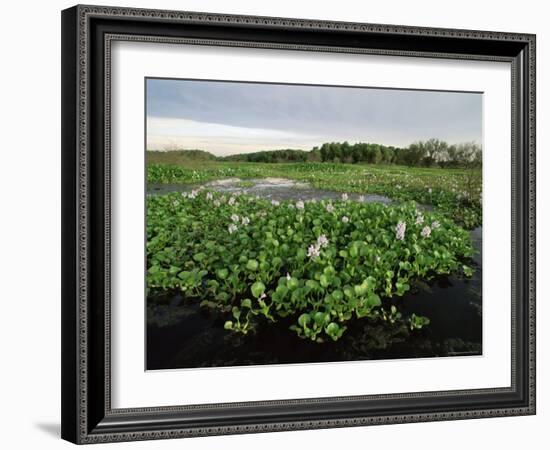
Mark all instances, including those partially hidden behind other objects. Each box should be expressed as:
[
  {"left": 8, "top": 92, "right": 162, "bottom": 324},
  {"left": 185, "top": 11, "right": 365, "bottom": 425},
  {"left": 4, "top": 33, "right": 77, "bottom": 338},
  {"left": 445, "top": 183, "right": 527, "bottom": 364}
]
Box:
[{"left": 147, "top": 179, "right": 481, "bottom": 370}]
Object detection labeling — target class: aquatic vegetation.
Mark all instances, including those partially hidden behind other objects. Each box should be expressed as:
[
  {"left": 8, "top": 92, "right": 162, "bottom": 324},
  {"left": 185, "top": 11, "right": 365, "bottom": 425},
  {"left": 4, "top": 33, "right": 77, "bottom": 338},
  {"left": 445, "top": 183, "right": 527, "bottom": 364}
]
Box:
[
  {"left": 147, "top": 190, "right": 475, "bottom": 342},
  {"left": 147, "top": 162, "right": 482, "bottom": 229}
]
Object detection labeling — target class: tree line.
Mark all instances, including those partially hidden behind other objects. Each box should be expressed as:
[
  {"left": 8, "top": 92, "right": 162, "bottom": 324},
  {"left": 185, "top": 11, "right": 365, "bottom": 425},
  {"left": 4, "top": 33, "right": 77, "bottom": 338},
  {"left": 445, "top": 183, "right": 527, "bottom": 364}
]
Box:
[{"left": 220, "top": 139, "right": 481, "bottom": 168}]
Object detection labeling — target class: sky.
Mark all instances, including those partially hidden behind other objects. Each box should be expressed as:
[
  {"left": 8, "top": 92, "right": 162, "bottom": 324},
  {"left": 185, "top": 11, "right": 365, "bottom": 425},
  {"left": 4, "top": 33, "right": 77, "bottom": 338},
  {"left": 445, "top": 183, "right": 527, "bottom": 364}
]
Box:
[{"left": 146, "top": 78, "right": 482, "bottom": 156}]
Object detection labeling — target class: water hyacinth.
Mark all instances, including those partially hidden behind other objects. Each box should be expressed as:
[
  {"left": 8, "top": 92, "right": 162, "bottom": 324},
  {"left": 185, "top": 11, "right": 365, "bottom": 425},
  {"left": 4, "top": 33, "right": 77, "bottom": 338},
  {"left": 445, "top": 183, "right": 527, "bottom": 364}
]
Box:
[
  {"left": 415, "top": 214, "right": 424, "bottom": 225},
  {"left": 341, "top": 193, "right": 349, "bottom": 201},
  {"left": 307, "top": 244, "right": 320, "bottom": 259},
  {"left": 228, "top": 196, "right": 236, "bottom": 206},
  {"left": 395, "top": 221, "right": 406, "bottom": 241},
  {"left": 421, "top": 226, "right": 432, "bottom": 238},
  {"left": 147, "top": 189, "right": 477, "bottom": 343},
  {"left": 316, "top": 234, "right": 329, "bottom": 248},
  {"left": 326, "top": 203, "right": 335, "bottom": 213}
]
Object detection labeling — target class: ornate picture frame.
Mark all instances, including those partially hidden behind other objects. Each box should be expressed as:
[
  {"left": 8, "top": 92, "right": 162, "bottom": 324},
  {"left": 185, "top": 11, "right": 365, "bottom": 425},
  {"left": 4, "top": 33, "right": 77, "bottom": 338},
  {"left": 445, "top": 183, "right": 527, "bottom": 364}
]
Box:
[{"left": 61, "top": 4, "right": 536, "bottom": 444}]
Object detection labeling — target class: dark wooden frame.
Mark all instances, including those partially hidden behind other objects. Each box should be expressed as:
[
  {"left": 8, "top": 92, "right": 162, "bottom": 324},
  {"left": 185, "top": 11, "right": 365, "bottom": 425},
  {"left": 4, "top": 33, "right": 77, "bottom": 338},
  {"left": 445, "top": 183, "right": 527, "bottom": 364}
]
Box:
[{"left": 61, "top": 4, "right": 536, "bottom": 444}]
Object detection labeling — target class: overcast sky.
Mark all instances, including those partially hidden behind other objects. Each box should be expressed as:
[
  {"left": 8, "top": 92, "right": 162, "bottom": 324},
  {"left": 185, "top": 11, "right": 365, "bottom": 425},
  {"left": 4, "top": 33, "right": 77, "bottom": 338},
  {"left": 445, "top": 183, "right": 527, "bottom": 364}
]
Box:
[{"left": 146, "top": 78, "right": 482, "bottom": 156}]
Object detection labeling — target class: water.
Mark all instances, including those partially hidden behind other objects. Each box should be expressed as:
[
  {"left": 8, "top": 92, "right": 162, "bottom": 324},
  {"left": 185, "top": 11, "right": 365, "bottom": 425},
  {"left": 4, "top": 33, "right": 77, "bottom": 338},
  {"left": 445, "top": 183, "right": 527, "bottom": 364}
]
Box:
[
  {"left": 146, "top": 178, "right": 481, "bottom": 370},
  {"left": 148, "top": 177, "right": 392, "bottom": 204}
]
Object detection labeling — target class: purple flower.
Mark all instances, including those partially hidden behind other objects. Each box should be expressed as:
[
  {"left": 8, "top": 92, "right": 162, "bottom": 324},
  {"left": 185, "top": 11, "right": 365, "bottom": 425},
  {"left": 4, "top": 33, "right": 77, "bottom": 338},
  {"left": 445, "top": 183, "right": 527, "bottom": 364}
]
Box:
[
  {"left": 307, "top": 244, "right": 321, "bottom": 259},
  {"left": 421, "top": 226, "right": 432, "bottom": 238},
  {"left": 395, "top": 221, "right": 406, "bottom": 241},
  {"left": 317, "top": 234, "right": 329, "bottom": 248}
]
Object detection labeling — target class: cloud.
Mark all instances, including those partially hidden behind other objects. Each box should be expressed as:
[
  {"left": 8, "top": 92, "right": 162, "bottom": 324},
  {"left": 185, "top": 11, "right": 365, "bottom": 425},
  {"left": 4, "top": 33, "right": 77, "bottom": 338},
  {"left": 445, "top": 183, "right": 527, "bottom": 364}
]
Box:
[{"left": 146, "top": 78, "right": 482, "bottom": 154}]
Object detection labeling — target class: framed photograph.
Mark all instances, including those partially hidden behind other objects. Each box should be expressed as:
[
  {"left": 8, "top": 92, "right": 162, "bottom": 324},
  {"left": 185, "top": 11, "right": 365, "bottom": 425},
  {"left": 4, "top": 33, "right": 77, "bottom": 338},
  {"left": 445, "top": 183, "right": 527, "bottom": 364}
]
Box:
[{"left": 61, "top": 4, "right": 536, "bottom": 444}]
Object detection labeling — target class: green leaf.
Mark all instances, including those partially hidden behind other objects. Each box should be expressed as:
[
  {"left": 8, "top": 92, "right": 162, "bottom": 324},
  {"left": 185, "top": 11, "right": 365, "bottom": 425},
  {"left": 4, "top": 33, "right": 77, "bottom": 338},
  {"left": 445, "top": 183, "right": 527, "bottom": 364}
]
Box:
[
  {"left": 216, "top": 268, "right": 229, "bottom": 279},
  {"left": 298, "top": 313, "right": 311, "bottom": 328},
  {"left": 232, "top": 306, "right": 241, "bottom": 320},
  {"left": 193, "top": 252, "right": 206, "bottom": 262},
  {"left": 251, "top": 281, "right": 266, "bottom": 298},
  {"left": 246, "top": 259, "right": 259, "bottom": 271}
]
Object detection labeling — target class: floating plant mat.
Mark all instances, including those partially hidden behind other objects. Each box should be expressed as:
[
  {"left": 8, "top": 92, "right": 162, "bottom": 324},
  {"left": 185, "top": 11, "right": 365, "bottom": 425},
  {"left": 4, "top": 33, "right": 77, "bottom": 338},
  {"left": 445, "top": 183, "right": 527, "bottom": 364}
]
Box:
[{"left": 146, "top": 189, "right": 480, "bottom": 368}]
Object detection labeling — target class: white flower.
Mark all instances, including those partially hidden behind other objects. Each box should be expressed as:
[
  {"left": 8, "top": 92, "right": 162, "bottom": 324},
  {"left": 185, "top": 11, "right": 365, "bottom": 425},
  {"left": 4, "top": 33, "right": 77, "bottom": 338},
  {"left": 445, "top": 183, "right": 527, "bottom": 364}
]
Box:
[
  {"left": 307, "top": 244, "right": 321, "bottom": 259},
  {"left": 228, "top": 224, "right": 238, "bottom": 234},
  {"left": 415, "top": 214, "right": 424, "bottom": 225},
  {"left": 181, "top": 192, "right": 188, "bottom": 198},
  {"left": 259, "top": 292, "right": 267, "bottom": 301},
  {"left": 231, "top": 214, "right": 240, "bottom": 223},
  {"left": 428, "top": 188, "right": 433, "bottom": 194},
  {"left": 241, "top": 216, "right": 250, "bottom": 226},
  {"left": 296, "top": 200, "right": 305, "bottom": 210},
  {"left": 213, "top": 199, "right": 221, "bottom": 207},
  {"left": 376, "top": 256, "right": 381, "bottom": 263},
  {"left": 395, "top": 221, "right": 406, "bottom": 241},
  {"left": 326, "top": 203, "right": 335, "bottom": 213},
  {"left": 421, "top": 226, "right": 432, "bottom": 238},
  {"left": 271, "top": 199, "right": 280, "bottom": 206},
  {"left": 189, "top": 189, "right": 199, "bottom": 199},
  {"left": 341, "top": 193, "right": 349, "bottom": 201},
  {"left": 341, "top": 216, "right": 350, "bottom": 223},
  {"left": 172, "top": 200, "right": 179, "bottom": 207},
  {"left": 317, "top": 234, "right": 329, "bottom": 248},
  {"left": 359, "top": 195, "right": 365, "bottom": 202},
  {"left": 206, "top": 192, "right": 213, "bottom": 200},
  {"left": 286, "top": 273, "right": 291, "bottom": 281},
  {"left": 228, "top": 196, "right": 236, "bottom": 206},
  {"left": 431, "top": 220, "right": 440, "bottom": 229}
]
